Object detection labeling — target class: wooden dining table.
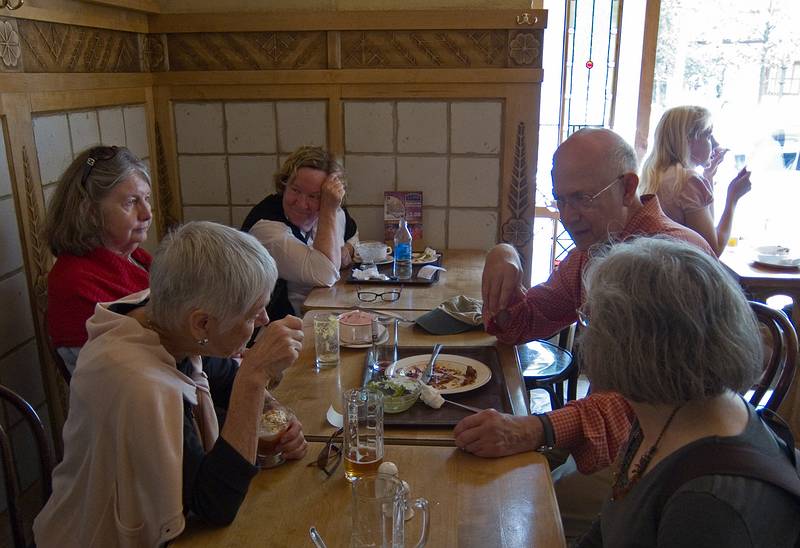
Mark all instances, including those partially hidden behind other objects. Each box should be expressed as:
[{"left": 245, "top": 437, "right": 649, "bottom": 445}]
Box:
[
  {"left": 171, "top": 442, "right": 565, "bottom": 548},
  {"left": 301, "top": 249, "right": 487, "bottom": 313},
  {"left": 720, "top": 247, "right": 800, "bottom": 328},
  {"left": 171, "top": 259, "right": 567, "bottom": 546},
  {"left": 271, "top": 310, "right": 530, "bottom": 445}
]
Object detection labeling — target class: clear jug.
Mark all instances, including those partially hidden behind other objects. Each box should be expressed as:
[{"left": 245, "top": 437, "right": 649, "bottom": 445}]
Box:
[{"left": 351, "top": 473, "right": 429, "bottom": 548}]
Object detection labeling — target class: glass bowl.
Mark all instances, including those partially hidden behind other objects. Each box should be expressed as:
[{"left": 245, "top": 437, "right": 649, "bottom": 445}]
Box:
[{"left": 366, "top": 377, "right": 422, "bottom": 413}]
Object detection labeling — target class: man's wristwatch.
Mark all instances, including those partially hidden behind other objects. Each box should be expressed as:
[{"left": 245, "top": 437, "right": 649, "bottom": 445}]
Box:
[{"left": 534, "top": 413, "right": 555, "bottom": 451}]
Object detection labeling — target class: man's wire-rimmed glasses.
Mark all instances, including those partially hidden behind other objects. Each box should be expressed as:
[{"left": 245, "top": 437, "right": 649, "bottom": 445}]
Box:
[
  {"left": 576, "top": 305, "right": 590, "bottom": 328},
  {"left": 306, "top": 427, "right": 343, "bottom": 477},
  {"left": 357, "top": 285, "right": 403, "bottom": 303},
  {"left": 552, "top": 174, "right": 624, "bottom": 211}
]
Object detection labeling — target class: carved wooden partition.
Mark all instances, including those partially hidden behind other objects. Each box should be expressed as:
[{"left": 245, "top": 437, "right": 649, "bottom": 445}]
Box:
[
  {"left": 0, "top": 7, "right": 546, "bottom": 439},
  {"left": 149, "top": 9, "right": 547, "bottom": 263}
]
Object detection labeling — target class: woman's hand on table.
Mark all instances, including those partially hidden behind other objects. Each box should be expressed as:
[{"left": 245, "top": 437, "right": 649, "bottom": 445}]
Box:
[
  {"left": 453, "top": 409, "right": 543, "bottom": 458},
  {"left": 240, "top": 315, "right": 304, "bottom": 384},
  {"left": 277, "top": 417, "right": 308, "bottom": 460}
]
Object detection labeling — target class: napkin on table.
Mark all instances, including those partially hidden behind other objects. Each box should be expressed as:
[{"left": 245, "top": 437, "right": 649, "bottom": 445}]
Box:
[{"left": 351, "top": 266, "right": 390, "bottom": 281}]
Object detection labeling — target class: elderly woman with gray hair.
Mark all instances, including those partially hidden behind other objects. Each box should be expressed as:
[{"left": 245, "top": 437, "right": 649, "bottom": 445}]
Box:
[
  {"left": 34, "top": 222, "right": 307, "bottom": 548},
  {"left": 575, "top": 238, "right": 800, "bottom": 547},
  {"left": 45, "top": 145, "right": 153, "bottom": 371}
]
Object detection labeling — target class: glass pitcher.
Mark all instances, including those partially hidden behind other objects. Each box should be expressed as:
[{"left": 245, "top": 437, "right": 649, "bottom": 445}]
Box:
[{"left": 350, "top": 473, "right": 429, "bottom": 548}]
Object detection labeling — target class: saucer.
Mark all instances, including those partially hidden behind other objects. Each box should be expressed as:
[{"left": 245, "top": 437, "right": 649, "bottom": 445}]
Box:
[{"left": 354, "top": 257, "right": 394, "bottom": 266}]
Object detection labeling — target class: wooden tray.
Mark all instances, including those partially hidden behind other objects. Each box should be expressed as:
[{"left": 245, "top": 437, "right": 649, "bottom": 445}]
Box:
[
  {"left": 361, "top": 346, "right": 511, "bottom": 426},
  {"left": 346, "top": 257, "right": 442, "bottom": 285}
]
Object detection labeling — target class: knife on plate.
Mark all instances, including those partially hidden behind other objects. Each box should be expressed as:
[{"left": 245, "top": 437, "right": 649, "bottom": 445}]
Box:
[{"left": 420, "top": 344, "right": 443, "bottom": 385}]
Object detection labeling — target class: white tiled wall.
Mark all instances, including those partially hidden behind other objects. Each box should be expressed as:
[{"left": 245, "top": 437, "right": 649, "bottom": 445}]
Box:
[
  {"left": 174, "top": 100, "right": 328, "bottom": 226},
  {"left": 172, "top": 99, "right": 504, "bottom": 249},
  {"left": 344, "top": 100, "right": 503, "bottom": 249},
  {"left": 32, "top": 104, "right": 155, "bottom": 252}
]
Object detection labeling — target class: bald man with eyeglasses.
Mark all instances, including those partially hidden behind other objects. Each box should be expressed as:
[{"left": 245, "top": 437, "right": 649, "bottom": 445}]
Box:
[{"left": 455, "top": 128, "right": 714, "bottom": 540}]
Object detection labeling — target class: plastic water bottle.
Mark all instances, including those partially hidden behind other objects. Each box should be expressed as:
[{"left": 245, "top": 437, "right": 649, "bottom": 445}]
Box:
[{"left": 393, "top": 217, "right": 413, "bottom": 280}]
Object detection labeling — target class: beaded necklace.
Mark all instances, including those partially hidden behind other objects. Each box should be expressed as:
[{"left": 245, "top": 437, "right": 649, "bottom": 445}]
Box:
[{"left": 611, "top": 403, "right": 684, "bottom": 501}]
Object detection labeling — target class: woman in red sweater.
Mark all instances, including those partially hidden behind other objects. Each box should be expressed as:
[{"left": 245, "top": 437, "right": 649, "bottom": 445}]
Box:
[{"left": 45, "top": 145, "right": 152, "bottom": 371}]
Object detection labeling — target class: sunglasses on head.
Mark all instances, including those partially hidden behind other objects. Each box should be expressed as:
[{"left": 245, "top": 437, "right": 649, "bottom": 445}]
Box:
[{"left": 80, "top": 146, "right": 119, "bottom": 187}]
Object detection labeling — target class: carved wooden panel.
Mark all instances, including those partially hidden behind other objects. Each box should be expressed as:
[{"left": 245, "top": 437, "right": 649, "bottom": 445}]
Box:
[
  {"left": 21, "top": 146, "right": 50, "bottom": 313},
  {"left": 141, "top": 33, "right": 168, "bottom": 72},
  {"left": 0, "top": 18, "right": 22, "bottom": 73},
  {"left": 340, "top": 30, "right": 510, "bottom": 69},
  {"left": 508, "top": 30, "right": 543, "bottom": 68},
  {"left": 16, "top": 19, "right": 143, "bottom": 73},
  {"left": 166, "top": 31, "right": 327, "bottom": 71},
  {"left": 501, "top": 122, "right": 533, "bottom": 253}
]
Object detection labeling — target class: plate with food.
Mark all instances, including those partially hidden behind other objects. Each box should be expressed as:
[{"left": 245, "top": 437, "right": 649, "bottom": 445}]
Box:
[
  {"left": 753, "top": 245, "right": 800, "bottom": 269},
  {"left": 411, "top": 249, "right": 440, "bottom": 265},
  {"left": 391, "top": 354, "right": 491, "bottom": 394}
]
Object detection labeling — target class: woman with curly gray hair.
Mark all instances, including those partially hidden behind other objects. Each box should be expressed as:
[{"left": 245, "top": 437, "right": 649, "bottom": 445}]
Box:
[
  {"left": 35, "top": 222, "right": 307, "bottom": 548},
  {"left": 575, "top": 237, "right": 800, "bottom": 547},
  {"left": 241, "top": 146, "right": 359, "bottom": 319}
]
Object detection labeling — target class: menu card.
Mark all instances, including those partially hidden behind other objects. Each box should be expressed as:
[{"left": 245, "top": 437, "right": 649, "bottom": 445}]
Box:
[{"left": 384, "top": 191, "right": 424, "bottom": 250}]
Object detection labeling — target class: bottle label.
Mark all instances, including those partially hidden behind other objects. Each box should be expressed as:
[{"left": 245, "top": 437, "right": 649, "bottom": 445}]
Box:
[{"left": 395, "top": 242, "right": 412, "bottom": 261}]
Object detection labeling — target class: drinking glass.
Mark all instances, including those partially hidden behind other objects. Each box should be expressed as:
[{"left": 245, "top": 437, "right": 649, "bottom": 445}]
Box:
[
  {"left": 256, "top": 398, "right": 293, "bottom": 469},
  {"left": 314, "top": 313, "right": 340, "bottom": 369},
  {"left": 343, "top": 388, "right": 384, "bottom": 482},
  {"left": 368, "top": 316, "right": 398, "bottom": 378}
]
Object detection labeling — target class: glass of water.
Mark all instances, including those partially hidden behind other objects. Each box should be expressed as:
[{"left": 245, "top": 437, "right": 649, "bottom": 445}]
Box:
[{"left": 314, "top": 313, "right": 340, "bottom": 369}]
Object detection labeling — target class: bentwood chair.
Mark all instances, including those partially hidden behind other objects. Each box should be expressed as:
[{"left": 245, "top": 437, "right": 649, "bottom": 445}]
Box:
[
  {"left": 748, "top": 301, "right": 798, "bottom": 412},
  {"left": 0, "top": 385, "right": 54, "bottom": 548}
]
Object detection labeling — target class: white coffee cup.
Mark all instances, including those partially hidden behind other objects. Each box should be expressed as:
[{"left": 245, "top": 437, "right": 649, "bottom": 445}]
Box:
[{"left": 356, "top": 242, "right": 393, "bottom": 264}]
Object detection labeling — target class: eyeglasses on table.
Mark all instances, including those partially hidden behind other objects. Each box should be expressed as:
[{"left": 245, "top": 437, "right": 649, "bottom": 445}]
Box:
[
  {"left": 307, "top": 427, "right": 343, "bottom": 477},
  {"left": 357, "top": 285, "right": 403, "bottom": 303}
]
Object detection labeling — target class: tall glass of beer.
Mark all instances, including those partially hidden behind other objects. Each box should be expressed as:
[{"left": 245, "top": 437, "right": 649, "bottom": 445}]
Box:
[{"left": 343, "top": 388, "right": 384, "bottom": 482}]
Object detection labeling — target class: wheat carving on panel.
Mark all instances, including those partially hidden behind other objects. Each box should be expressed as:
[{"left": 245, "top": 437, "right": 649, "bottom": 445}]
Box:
[
  {"left": 341, "top": 30, "right": 507, "bottom": 69},
  {"left": 166, "top": 31, "right": 326, "bottom": 71},
  {"left": 17, "top": 19, "right": 141, "bottom": 73},
  {"left": 154, "top": 123, "right": 178, "bottom": 237},
  {"left": 501, "top": 123, "right": 532, "bottom": 250},
  {"left": 22, "top": 147, "right": 49, "bottom": 313}
]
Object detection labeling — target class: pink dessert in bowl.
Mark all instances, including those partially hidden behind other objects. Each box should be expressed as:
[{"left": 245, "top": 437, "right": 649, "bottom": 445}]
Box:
[{"left": 338, "top": 310, "right": 374, "bottom": 345}]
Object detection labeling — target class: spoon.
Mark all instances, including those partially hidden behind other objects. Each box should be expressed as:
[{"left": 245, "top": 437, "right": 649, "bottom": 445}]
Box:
[{"left": 309, "top": 526, "right": 328, "bottom": 548}]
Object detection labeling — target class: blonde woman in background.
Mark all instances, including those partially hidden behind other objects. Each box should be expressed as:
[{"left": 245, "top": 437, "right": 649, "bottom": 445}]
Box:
[{"left": 639, "top": 106, "right": 752, "bottom": 255}]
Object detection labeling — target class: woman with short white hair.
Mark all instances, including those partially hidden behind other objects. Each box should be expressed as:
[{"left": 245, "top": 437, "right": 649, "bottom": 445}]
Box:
[
  {"left": 34, "top": 222, "right": 307, "bottom": 547},
  {"left": 575, "top": 237, "right": 800, "bottom": 547}
]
